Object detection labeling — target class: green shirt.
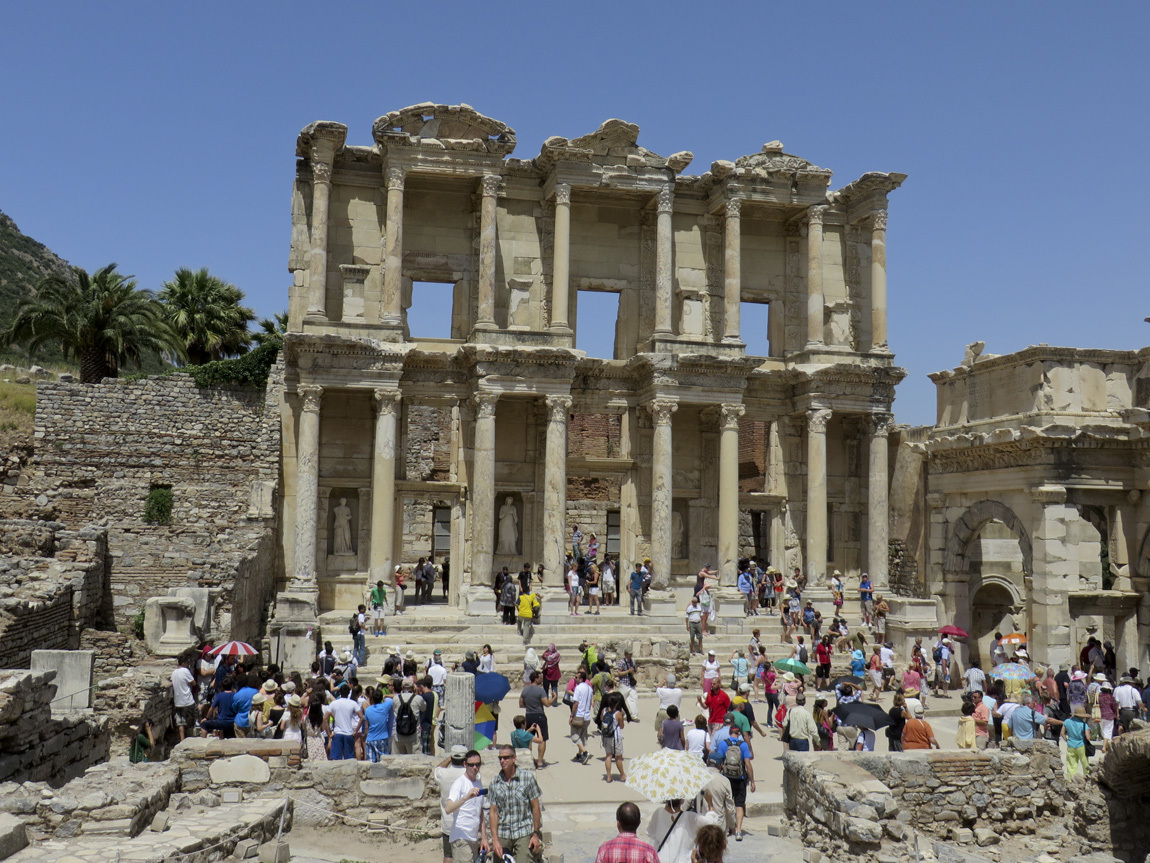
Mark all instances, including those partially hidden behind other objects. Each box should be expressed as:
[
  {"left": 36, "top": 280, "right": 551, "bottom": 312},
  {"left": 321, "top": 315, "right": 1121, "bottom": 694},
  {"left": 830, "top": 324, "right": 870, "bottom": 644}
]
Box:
[
  {"left": 370, "top": 586, "right": 387, "bottom": 607},
  {"left": 729, "top": 710, "right": 751, "bottom": 735}
]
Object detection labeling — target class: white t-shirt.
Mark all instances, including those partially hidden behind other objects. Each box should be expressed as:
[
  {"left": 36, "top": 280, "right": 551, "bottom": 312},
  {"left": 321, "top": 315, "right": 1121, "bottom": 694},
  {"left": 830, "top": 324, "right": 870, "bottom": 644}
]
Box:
[
  {"left": 880, "top": 646, "right": 895, "bottom": 668},
  {"left": 479, "top": 654, "right": 495, "bottom": 673},
  {"left": 435, "top": 765, "right": 466, "bottom": 834},
  {"left": 171, "top": 666, "right": 196, "bottom": 708},
  {"left": 573, "top": 681, "right": 594, "bottom": 719},
  {"left": 428, "top": 664, "right": 448, "bottom": 686},
  {"left": 568, "top": 570, "right": 579, "bottom": 592},
  {"left": 1115, "top": 684, "right": 1141, "bottom": 710},
  {"left": 656, "top": 686, "right": 683, "bottom": 710},
  {"left": 685, "top": 727, "right": 710, "bottom": 756},
  {"left": 448, "top": 773, "right": 485, "bottom": 843},
  {"left": 686, "top": 604, "right": 702, "bottom": 623},
  {"left": 327, "top": 697, "right": 362, "bottom": 736},
  {"left": 702, "top": 659, "right": 721, "bottom": 680}
]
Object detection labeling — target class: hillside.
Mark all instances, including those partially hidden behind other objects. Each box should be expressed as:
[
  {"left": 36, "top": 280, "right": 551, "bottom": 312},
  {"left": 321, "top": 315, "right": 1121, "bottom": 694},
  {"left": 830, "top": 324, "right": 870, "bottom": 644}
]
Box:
[{"left": 0, "top": 209, "right": 74, "bottom": 365}]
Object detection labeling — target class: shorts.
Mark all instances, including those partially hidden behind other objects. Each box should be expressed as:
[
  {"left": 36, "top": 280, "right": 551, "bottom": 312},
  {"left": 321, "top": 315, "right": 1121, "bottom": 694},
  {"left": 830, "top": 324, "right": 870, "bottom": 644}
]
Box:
[
  {"left": 688, "top": 621, "right": 702, "bottom": 640},
  {"left": 525, "top": 712, "right": 548, "bottom": 741},
  {"left": 366, "top": 738, "right": 391, "bottom": 761},
  {"left": 569, "top": 717, "right": 590, "bottom": 745},
  {"left": 729, "top": 776, "right": 747, "bottom": 809},
  {"left": 603, "top": 733, "right": 623, "bottom": 757},
  {"left": 817, "top": 662, "right": 831, "bottom": 678},
  {"left": 371, "top": 606, "right": 386, "bottom": 622},
  {"left": 174, "top": 705, "right": 198, "bottom": 728},
  {"left": 862, "top": 600, "right": 874, "bottom": 615}
]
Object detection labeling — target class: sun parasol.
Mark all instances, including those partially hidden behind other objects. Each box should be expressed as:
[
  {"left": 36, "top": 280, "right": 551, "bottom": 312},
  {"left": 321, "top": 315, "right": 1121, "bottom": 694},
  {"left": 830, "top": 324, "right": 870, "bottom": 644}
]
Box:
[
  {"left": 473, "top": 672, "right": 512, "bottom": 704},
  {"left": 772, "top": 658, "right": 812, "bottom": 676},
  {"left": 833, "top": 701, "right": 892, "bottom": 731},
  {"left": 989, "top": 662, "right": 1035, "bottom": 681},
  {"left": 474, "top": 702, "right": 497, "bottom": 749},
  {"left": 207, "top": 641, "right": 258, "bottom": 657},
  {"left": 938, "top": 625, "right": 969, "bottom": 638},
  {"left": 999, "top": 632, "right": 1027, "bottom": 646},
  {"left": 625, "top": 748, "right": 715, "bottom": 802}
]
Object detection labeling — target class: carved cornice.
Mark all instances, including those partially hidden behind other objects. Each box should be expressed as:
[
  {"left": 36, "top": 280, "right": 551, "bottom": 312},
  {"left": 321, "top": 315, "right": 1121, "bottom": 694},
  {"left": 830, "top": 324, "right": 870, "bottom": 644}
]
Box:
[
  {"left": 386, "top": 167, "right": 406, "bottom": 191},
  {"left": 373, "top": 388, "right": 402, "bottom": 416},
  {"left": 545, "top": 394, "right": 572, "bottom": 423},
  {"left": 554, "top": 183, "right": 571, "bottom": 206},
  {"left": 647, "top": 398, "right": 679, "bottom": 425},
  {"left": 1031, "top": 484, "right": 1067, "bottom": 504},
  {"left": 372, "top": 103, "right": 517, "bottom": 156},
  {"left": 807, "top": 408, "right": 832, "bottom": 434},
  {"left": 473, "top": 391, "right": 500, "bottom": 418},
  {"left": 298, "top": 384, "right": 324, "bottom": 413}
]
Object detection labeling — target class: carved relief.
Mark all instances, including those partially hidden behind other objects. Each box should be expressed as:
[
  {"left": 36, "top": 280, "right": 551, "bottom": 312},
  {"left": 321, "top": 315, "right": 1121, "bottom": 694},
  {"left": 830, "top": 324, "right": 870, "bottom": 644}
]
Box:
[
  {"left": 656, "top": 185, "right": 674, "bottom": 214},
  {"left": 311, "top": 161, "right": 333, "bottom": 184},
  {"left": 373, "top": 389, "right": 402, "bottom": 416},
  {"left": 725, "top": 196, "right": 743, "bottom": 220},
  {"left": 481, "top": 174, "right": 501, "bottom": 198},
  {"left": 806, "top": 408, "right": 832, "bottom": 434},
  {"left": 872, "top": 211, "right": 888, "bottom": 232}
]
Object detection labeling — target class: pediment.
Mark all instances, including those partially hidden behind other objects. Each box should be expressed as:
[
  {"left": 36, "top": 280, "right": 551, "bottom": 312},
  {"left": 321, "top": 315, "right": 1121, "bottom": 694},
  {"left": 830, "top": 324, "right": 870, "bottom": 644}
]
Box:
[{"left": 372, "top": 103, "right": 516, "bottom": 156}]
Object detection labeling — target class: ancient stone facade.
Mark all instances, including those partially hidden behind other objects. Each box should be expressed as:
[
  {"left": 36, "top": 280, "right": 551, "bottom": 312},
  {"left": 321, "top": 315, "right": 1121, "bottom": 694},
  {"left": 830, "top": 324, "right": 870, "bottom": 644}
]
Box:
[
  {"left": 281, "top": 103, "right": 906, "bottom": 612},
  {"left": 890, "top": 344, "right": 1150, "bottom": 671}
]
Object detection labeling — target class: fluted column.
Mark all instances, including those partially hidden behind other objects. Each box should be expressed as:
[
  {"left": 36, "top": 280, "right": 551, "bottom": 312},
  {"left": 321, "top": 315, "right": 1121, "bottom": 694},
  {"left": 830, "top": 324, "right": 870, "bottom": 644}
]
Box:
[
  {"left": 292, "top": 385, "right": 323, "bottom": 597},
  {"left": 654, "top": 185, "right": 674, "bottom": 335},
  {"left": 867, "top": 413, "right": 894, "bottom": 589},
  {"left": 805, "top": 408, "right": 831, "bottom": 583},
  {"left": 550, "top": 183, "right": 572, "bottom": 332},
  {"left": 470, "top": 392, "right": 499, "bottom": 586},
  {"left": 648, "top": 399, "right": 678, "bottom": 589},
  {"left": 805, "top": 205, "right": 827, "bottom": 349},
  {"left": 382, "top": 167, "right": 406, "bottom": 325},
  {"left": 717, "top": 404, "right": 745, "bottom": 581},
  {"left": 476, "top": 174, "right": 500, "bottom": 330},
  {"left": 870, "top": 211, "right": 889, "bottom": 352},
  {"left": 723, "top": 196, "right": 743, "bottom": 343},
  {"left": 369, "top": 389, "right": 402, "bottom": 591},
  {"left": 543, "top": 395, "right": 572, "bottom": 585}
]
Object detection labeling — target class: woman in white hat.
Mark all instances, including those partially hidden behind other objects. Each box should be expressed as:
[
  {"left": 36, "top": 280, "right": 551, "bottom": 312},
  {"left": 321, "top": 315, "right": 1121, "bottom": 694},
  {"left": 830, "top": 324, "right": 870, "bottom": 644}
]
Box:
[{"left": 280, "top": 694, "right": 304, "bottom": 741}]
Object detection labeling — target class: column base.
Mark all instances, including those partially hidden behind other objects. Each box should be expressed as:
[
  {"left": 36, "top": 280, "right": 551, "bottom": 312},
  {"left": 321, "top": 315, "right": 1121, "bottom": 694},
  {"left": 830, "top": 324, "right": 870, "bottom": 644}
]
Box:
[{"left": 548, "top": 325, "right": 573, "bottom": 336}]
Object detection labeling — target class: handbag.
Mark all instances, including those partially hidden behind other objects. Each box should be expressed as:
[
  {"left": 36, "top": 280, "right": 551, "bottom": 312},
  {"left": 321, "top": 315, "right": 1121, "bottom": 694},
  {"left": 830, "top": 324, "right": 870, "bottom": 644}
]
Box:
[
  {"left": 562, "top": 691, "right": 575, "bottom": 706},
  {"left": 780, "top": 719, "right": 792, "bottom": 744}
]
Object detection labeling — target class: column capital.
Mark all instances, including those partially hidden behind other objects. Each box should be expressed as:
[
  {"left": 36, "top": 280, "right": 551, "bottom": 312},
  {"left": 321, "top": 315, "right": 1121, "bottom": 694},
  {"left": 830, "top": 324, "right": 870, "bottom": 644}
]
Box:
[
  {"left": 656, "top": 184, "right": 674, "bottom": 214},
  {"left": 480, "top": 173, "right": 501, "bottom": 198},
  {"left": 871, "top": 210, "right": 888, "bottom": 232},
  {"left": 545, "top": 394, "right": 572, "bottom": 422},
  {"left": 311, "top": 160, "right": 333, "bottom": 184},
  {"left": 372, "top": 388, "right": 402, "bottom": 416},
  {"left": 725, "top": 196, "right": 743, "bottom": 220},
  {"left": 554, "top": 182, "right": 572, "bottom": 206},
  {"left": 1031, "top": 484, "right": 1067, "bottom": 504},
  {"left": 298, "top": 384, "right": 323, "bottom": 413},
  {"left": 807, "top": 204, "right": 828, "bottom": 226},
  {"left": 806, "top": 408, "right": 832, "bottom": 434},
  {"left": 647, "top": 398, "right": 679, "bottom": 425},
  {"left": 867, "top": 412, "right": 895, "bottom": 437},
  {"left": 473, "top": 391, "right": 500, "bottom": 419},
  {"left": 719, "top": 403, "right": 745, "bottom": 430},
  {"left": 386, "top": 167, "right": 406, "bottom": 191}
]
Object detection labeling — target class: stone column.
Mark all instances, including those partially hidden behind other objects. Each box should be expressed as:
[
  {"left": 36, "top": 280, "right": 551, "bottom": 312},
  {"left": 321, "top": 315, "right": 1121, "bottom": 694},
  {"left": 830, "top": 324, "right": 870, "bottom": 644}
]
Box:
[
  {"left": 870, "top": 211, "right": 889, "bottom": 352},
  {"left": 369, "top": 389, "right": 402, "bottom": 596},
  {"left": 470, "top": 392, "right": 499, "bottom": 586},
  {"left": 805, "top": 205, "right": 827, "bottom": 349},
  {"left": 543, "top": 395, "right": 571, "bottom": 585},
  {"left": 382, "top": 167, "right": 406, "bottom": 326},
  {"left": 867, "top": 413, "right": 894, "bottom": 589},
  {"left": 1030, "top": 485, "right": 1075, "bottom": 669},
  {"left": 291, "top": 385, "right": 323, "bottom": 598},
  {"left": 476, "top": 174, "right": 500, "bottom": 330},
  {"left": 648, "top": 399, "right": 678, "bottom": 589},
  {"left": 550, "top": 183, "right": 572, "bottom": 332},
  {"left": 654, "top": 185, "right": 674, "bottom": 336},
  {"left": 717, "top": 404, "right": 745, "bottom": 582},
  {"left": 723, "top": 196, "right": 742, "bottom": 343},
  {"left": 805, "top": 408, "right": 831, "bottom": 583},
  {"left": 444, "top": 672, "right": 476, "bottom": 752},
  {"left": 304, "top": 124, "right": 345, "bottom": 318}
]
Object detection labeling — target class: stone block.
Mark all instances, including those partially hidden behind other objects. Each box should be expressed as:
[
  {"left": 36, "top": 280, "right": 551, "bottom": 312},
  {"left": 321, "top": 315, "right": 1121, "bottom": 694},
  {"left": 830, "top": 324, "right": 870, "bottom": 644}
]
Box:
[
  {"left": 168, "top": 587, "right": 214, "bottom": 636},
  {"left": 209, "top": 754, "right": 271, "bottom": 785},
  {"left": 974, "top": 827, "right": 1000, "bottom": 846},
  {"left": 0, "top": 813, "right": 28, "bottom": 859},
  {"left": 360, "top": 778, "right": 424, "bottom": 799},
  {"left": 143, "top": 596, "right": 198, "bottom": 656},
  {"left": 221, "top": 789, "right": 244, "bottom": 804},
  {"left": 844, "top": 817, "right": 882, "bottom": 844},
  {"left": 233, "top": 838, "right": 260, "bottom": 859},
  {"left": 150, "top": 811, "right": 170, "bottom": 832},
  {"left": 258, "top": 839, "right": 291, "bottom": 863},
  {"left": 30, "top": 650, "right": 94, "bottom": 712}
]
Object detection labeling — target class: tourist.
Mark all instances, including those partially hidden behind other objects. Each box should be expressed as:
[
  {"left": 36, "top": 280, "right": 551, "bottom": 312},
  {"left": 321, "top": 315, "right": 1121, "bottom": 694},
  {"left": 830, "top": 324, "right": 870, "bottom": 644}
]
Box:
[
  {"left": 595, "top": 802, "right": 660, "bottom": 863},
  {"left": 601, "top": 558, "right": 617, "bottom": 606},
  {"left": 171, "top": 652, "right": 198, "bottom": 741},
  {"left": 586, "top": 564, "right": 602, "bottom": 615},
  {"left": 203, "top": 675, "right": 237, "bottom": 738},
  {"left": 902, "top": 703, "right": 940, "bottom": 749},
  {"left": 686, "top": 595, "right": 704, "bottom": 655},
  {"left": 579, "top": 641, "right": 599, "bottom": 672},
  {"left": 763, "top": 661, "right": 779, "bottom": 726},
  {"left": 1068, "top": 668, "right": 1089, "bottom": 714},
  {"left": 752, "top": 646, "right": 769, "bottom": 701},
  {"left": 732, "top": 684, "right": 767, "bottom": 739},
  {"left": 369, "top": 581, "right": 388, "bottom": 636},
  {"left": 351, "top": 605, "right": 367, "bottom": 665},
  {"left": 780, "top": 694, "right": 818, "bottom": 752},
  {"left": 435, "top": 747, "right": 469, "bottom": 863},
  {"left": 541, "top": 643, "right": 562, "bottom": 700},
  {"left": 701, "top": 649, "right": 721, "bottom": 697},
  {"left": 932, "top": 638, "right": 952, "bottom": 698},
  {"left": 729, "top": 650, "right": 749, "bottom": 691},
  {"left": 417, "top": 676, "right": 438, "bottom": 755},
  {"left": 970, "top": 690, "right": 991, "bottom": 750},
  {"left": 614, "top": 646, "right": 640, "bottom": 721},
  {"left": 814, "top": 636, "right": 833, "bottom": 691},
  {"left": 1098, "top": 681, "right": 1117, "bottom": 750},
  {"left": 364, "top": 685, "right": 393, "bottom": 760},
  {"left": 128, "top": 717, "right": 154, "bottom": 764},
  {"left": 698, "top": 680, "right": 732, "bottom": 736},
  {"left": 737, "top": 564, "right": 755, "bottom": 617},
  {"left": 518, "top": 586, "right": 541, "bottom": 643},
  {"left": 781, "top": 671, "right": 803, "bottom": 708},
  {"left": 867, "top": 646, "right": 884, "bottom": 702},
  {"left": 249, "top": 693, "right": 272, "bottom": 738},
  {"left": 327, "top": 684, "right": 362, "bottom": 760},
  {"left": 955, "top": 701, "right": 976, "bottom": 749},
  {"left": 444, "top": 748, "right": 489, "bottom": 862},
  {"left": 884, "top": 692, "right": 907, "bottom": 751},
  {"left": 813, "top": 699, "right": 836, "bottom": 751},
  {"left": 479, "top": 644, "right": 496, "bottom": 674},
  {"left": 489, "top": 743, "right": 545, "bottom": 863},
  {"left": 231, "top": 672, "right": 259, "bottom": 738},
  {"left": 1009, "top": 691, "right": 1059, "bottom": 742},
  {"left": 964, "top": 658, "right": 986, "bottom": 694},
  {"left": 512, "top": 714, "right": 544, "bottom": 760},
  {"left": 659, "top": 704, "right": 687, "bottom": 750},
  {"left": 495, "top": 565, "right": 509, "bottom": 614},
  {"left": 568, "top": 562, "right": 582, "bottom": 616},
  {"left": 518, "top": 562, "right": 532, "bottom": 594},
  {"left": 1114, "top": 676, "right": 1141, "bottom": 733},
  {"left": 711, "top": 725, "right": 755, "bottom": 841},
  {"left": 394, "top": 565, "right": 406, "bottom": 613},
  {"left": 647, "top": 798, "right": 706, "bottom": 863},
  {"left": 692, "top": 824, "right": 727, "bottom": 863},
  {"left": 303, "top": 694, "right": 329, "bottom": 760},
  {"left": 569, "top": 668, "right": 594, "bottom": 764},
  {"left": 393, "top": 679, "right": 425, "bottom": 754},
  {"left": 859, "top": 572, "right": 874, "bottom": 626},
  {"left": 427, "top": 649, "right": 448, "bottom": 704},
  {"left": 442, "top": 556, "right": 450, "bottom": 600},
  {"left": 628, "top": 562, "right": 645, "bottom": 616},
  {"left": 1062, "top": 709, "right": 1092, "bottom": 778},
  {"left": 600, "top": 691, "right": 627, "bottom": 783},
  {"left": 524, "top": 647, "right": 543, "bottom": 686},
  {"left": 519, "top": 670, "right": 555, "bottom": 768},
  {"left": 654, "top": 673, "right": 683, "bottom": 734},
  {"left": 500, "top": 571, "right": 519, "bottom": 625},
  {"left": 686, "top": 714, "right": 711, "bottom": 762}
]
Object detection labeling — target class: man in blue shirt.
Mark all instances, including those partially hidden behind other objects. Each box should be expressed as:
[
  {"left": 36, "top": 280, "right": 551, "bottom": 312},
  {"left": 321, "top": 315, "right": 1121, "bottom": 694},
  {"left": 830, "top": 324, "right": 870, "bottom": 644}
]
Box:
[
  {"left": 737, "top": 566, "right": 755, "bottom": 617},
  {"left": 859, "top": 574, "right": 874, "bottom": 626},
  {"left": 712, "top": 726, "right": 755, "bottom": 841},
  {"left": 230, "top": 673, "right": 259, "bottom": 738},
  {"left": 628, "top": 565, "right": 645, "bottom": 616},
  {"left": 364, "top": 684, "right": 394, "bottom": 760},
  {"left": 1008, "top": 692, "right": 1061, "bottom": 741}
]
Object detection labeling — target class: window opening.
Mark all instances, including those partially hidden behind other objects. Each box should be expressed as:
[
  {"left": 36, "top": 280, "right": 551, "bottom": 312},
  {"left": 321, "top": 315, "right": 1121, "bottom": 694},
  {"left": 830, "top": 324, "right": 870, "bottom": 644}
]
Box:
[
  {"left": 575, "top": 290, "right": 620, "bottom": 359},
  {"left": 605, "top": 510, "right": 621, "bottom": 556},
  {"left": 740, "top": 301, "right": 770, "bottom": 357},
  {"left": 408, "top": 281, "right": 455, "bottom": 339},
  {"left": 432, "top": 506, "right": 452, "bottom": 559}
]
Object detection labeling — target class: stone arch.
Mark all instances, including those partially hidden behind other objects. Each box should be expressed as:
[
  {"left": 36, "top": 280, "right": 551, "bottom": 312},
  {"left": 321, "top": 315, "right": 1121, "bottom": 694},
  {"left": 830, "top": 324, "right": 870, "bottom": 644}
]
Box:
[
  {"left": 969, "top": 575, "right": 1023, "bottom": 610},
  {"left": 944, "top": 499, "right": 1032, "bottom": 575}
]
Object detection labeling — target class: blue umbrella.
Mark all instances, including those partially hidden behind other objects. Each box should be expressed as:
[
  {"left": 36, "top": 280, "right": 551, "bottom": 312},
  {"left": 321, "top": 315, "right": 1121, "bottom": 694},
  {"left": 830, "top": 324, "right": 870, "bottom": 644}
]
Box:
[{"left": 473, "top": 672, "right": 512, "bottom": 704}]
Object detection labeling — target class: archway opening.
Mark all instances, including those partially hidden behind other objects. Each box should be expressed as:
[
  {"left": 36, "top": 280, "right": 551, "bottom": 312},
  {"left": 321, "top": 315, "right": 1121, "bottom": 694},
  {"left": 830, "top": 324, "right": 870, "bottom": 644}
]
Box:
[{"left": 970, "top": 581, "right": 1017, "bottom": 665}]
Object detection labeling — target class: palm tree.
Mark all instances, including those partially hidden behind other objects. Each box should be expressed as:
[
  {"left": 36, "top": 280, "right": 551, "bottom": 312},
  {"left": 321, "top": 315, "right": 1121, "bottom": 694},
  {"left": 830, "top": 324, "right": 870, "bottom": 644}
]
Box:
[
  {"left": 251, "top": 310, "right": 288, "bottom": 350},
  {"left": 158, "top": 267, "right": 255, "bottom": 365},
  {"left": 0, "top": 263, "right": 184, "bottom": 383}
]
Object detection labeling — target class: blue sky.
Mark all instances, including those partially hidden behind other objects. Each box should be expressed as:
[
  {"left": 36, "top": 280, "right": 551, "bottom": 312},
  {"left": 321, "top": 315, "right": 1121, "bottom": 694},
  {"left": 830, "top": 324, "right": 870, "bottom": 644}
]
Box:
[{"left": 2, "top": 4, "right": 1146, "bottom": 425}]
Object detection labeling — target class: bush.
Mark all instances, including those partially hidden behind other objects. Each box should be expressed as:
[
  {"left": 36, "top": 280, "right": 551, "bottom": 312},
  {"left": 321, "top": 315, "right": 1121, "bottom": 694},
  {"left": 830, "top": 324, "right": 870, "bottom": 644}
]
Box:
[
  {"left": 143, "top": 486, "right": 173, "bottom": 524},
  {"left": 185, "top": 343, "right": 279, "bottom": 389},
  {"left": 132, "top": 607, "right": 146, "bottom": 639}
]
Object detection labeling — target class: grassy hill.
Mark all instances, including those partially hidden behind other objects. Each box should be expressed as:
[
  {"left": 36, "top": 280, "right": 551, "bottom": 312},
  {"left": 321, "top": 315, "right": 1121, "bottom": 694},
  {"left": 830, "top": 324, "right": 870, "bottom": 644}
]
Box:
[{"left": 0, "top": 209, "right": 74, "bottom": 366}]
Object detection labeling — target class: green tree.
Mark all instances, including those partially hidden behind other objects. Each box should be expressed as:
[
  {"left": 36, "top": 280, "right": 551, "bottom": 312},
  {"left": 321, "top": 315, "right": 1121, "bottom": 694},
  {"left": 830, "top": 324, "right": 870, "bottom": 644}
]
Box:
[
  {"left": 251, "top": 310, "right": 288, "bottom": 350},
  {"left": 159, "top": 267, "right": 255, "bottom": 365},
  {"left": 0, "top": 263, "right": 184, "bottom": 383}
]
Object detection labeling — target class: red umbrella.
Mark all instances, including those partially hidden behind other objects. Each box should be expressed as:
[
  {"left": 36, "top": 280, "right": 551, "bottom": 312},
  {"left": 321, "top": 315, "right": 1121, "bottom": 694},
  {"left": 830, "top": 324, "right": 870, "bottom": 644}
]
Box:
[
  {"left": 938, "top": 625, "right": 969, "bottom": 638},
  {"left": 207, "top": 641, "right": 258, "bottom": 657}
]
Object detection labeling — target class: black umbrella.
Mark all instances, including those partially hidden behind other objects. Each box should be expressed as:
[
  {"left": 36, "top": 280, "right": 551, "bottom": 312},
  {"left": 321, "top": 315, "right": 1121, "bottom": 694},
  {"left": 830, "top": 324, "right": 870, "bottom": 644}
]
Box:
[
  {"left": 833, "top": 701, "right": 892, "bottom": 731},
  {"left": 831, "top": 675, "right": 865, "bottom": 688}
]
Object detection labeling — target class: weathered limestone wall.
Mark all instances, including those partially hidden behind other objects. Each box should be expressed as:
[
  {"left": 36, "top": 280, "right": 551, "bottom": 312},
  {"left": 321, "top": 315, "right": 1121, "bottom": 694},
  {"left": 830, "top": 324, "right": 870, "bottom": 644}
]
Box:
[{"left": 23, "top": 368, "right": 283, "bottom": 635}]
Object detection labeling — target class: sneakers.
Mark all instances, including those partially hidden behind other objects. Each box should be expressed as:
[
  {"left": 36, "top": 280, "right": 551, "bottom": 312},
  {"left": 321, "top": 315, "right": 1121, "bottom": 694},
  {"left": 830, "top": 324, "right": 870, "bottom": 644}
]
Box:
[{"left": 735, "top": 831, "right": 743, "bottom": 842}]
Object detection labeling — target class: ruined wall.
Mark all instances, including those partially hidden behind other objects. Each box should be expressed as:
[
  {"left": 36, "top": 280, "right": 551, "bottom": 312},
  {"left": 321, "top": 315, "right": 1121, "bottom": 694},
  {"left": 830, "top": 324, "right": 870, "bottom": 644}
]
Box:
[{"left": 24, "top": 368, "right": 283, "bottom": 634}]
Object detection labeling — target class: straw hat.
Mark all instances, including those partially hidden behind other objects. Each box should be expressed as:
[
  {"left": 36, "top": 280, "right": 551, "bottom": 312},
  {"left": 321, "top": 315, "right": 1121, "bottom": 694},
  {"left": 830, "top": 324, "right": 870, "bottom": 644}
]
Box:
[
  {"left": 262, "top": 680, "right": 278, "bottom": 693},
  {"left": 251, "top": 693, "right": 267, "bottom": 705},
  {"left": 1093, "top": 673, "right": 1108, "bottom": 682},
  {"left": 405, "top": 650, "right": 415, "bottom": 660},
  {"left": 376, "top": 675, "right": 392, "bottom": 685},
  {"left": 282, "top": 681, "right": 296, "bottom": 693},
  {"left": 286, "top": 694, "right": 302, "bottom": 708},
  {"left": 339, "top": 650, "right": 352, "bottom": 663},
  {"left": 786, "top": 579, "right": 798, "bottom": 589},
  {"left": 782, "top": 671, "right": 796, "bottom": 682}
]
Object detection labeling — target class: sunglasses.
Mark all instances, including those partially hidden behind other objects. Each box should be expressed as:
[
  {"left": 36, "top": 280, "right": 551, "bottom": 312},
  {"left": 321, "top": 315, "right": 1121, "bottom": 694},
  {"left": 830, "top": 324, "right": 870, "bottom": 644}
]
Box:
[
  {"left": 497, "top": 755, "right": 515, "bottom": 761},
  {"left": 466, "top": 761, "right": 482, "bottom": 767}
]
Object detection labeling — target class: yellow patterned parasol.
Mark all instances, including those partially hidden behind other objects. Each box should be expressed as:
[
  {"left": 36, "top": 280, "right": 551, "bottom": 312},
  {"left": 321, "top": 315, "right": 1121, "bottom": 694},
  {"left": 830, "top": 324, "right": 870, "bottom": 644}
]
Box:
[{"left": 625, "top": 748, "right": 714, "bottom": 803}]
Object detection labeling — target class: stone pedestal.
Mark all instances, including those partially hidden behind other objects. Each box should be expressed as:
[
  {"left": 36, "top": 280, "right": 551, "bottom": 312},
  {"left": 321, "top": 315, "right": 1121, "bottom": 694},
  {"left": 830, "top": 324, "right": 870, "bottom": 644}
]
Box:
[
  {"left": 167, "top": 587, "right": 214, "bottom": 638},
  {"left": 444, "top": 673, "right": 476, "bottom": 752},
  {"left": 269, "top": 621, "right": 316, "bottom": 677},
  {"left": 30, "top": 649, "right": 94, "bottom": 713},
  {"left": 143, "top": 596, "right": 198, "bottom": 657},
  {"left": 805, "top": 409, "right": 831, "bottom": 582}
]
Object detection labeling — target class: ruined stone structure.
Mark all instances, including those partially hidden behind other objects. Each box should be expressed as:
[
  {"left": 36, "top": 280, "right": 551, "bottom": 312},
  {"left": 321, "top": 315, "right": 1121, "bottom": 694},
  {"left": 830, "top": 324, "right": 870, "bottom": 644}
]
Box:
[
  {"left": 281, "top": 104, "right": 906, "bottom": 612},
  {"left": 890, "top": 344, "right": 1150, "bottom": 671}
]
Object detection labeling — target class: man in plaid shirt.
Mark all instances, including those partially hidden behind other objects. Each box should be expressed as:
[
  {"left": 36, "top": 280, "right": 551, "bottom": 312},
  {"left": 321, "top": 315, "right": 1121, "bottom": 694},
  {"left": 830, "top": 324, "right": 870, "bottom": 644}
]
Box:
[
  {"left": 488, "top": 744, "right": 544, "bottom": 862},
  {"left": 595, "top": 802, "right": 659, "bottom": 863}
]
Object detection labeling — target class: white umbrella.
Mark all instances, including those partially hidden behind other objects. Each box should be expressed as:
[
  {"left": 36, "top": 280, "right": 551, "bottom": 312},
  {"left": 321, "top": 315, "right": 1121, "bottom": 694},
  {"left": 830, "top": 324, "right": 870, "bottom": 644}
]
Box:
[{"left": 625, "top": 749, "right": 713, "bottom": 803}]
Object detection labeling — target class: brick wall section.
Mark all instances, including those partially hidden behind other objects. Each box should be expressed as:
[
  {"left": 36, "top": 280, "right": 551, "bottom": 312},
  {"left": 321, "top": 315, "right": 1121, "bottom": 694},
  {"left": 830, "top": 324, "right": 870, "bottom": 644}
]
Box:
[
  {"left": 404, "top": 404, "right": 452, "bottom": 481},
  {"left": 568, "top": 413, "right": 621, "bottom": 458},
  {"left": 738, "top": 417, "right": 766, "bottom": 490}
]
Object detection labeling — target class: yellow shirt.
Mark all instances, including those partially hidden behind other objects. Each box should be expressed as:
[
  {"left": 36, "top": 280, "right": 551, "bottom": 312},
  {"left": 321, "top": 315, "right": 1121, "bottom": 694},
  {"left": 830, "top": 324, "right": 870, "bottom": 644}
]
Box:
[{"left": 518, "top": 593, "right": 540, "bottom": 618}]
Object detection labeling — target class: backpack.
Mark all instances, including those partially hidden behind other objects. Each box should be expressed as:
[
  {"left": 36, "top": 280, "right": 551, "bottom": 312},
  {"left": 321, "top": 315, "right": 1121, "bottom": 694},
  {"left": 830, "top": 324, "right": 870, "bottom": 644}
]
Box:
[
  {"left": 798, "top": 645, "right": 809, "bottom": 664},
  {"left": 932, "top": 644, "right": 943, "bottom": 663},
  {"left": 600, "top": 704, "right": 616, "bottom": 735},
  {"left": 320, "top": 654, "right": 336, "bottom": 676},
  {"left": 349, "top": 614, "right": 361, "bottom": 636},
  {"left": 396, "top": 693, "right": 418, "bottom": 736},
  {"left": 721, "top": 740, "right": 745, "bottom": 779}
]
